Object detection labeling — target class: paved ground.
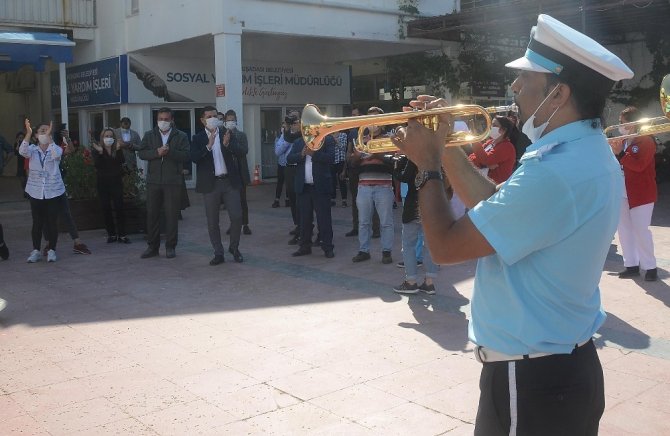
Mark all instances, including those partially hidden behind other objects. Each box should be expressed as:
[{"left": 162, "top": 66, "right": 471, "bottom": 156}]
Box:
[{"left": 1, "top": 175, "right": 669, "bottom": 435}]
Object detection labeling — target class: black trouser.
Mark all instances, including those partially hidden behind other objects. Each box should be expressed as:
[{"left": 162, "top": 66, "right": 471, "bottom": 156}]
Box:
[
  {"left": 348, "top": 172, "right": 379, "bottom": 233},
  {"left": 146, "top": 183, "right": 181, "bottom": 249},
  {"left": 298, "top": 184, "right": 333, "bottom": 252},
  {"left": 330, "top": 162, "right": 347, "bottom": 201},
  {"left": 475, "top": 339, "right": 604, "bottom": 436},
  {"left": 285, "top": 165, "right": 298, "bottom": 226},
  {"left": 203, "top": 178, "right": 242, "bottom": 256},
  {"left": 44, "top": 194, "right": 79, "bottom": 242},
  {"left": 275, "top": 164, "right": 286, "bottom": 200},
  {"left": 98, "top": 179, "right": 126, "bottom": 237},
  {"left": 30, "top": 197, "right": 60, "bottom": 250},
  {"left": 240, "top": 184, "right": 249, "bottom": 226}
]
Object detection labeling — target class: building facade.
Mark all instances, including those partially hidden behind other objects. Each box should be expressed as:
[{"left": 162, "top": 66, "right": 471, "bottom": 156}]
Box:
[{"left": 1, "top": 0, "right": 451, "bottom": 184}]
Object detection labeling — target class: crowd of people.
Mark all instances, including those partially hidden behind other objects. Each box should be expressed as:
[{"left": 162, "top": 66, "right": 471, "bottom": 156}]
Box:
[{"left": 0, "top": 98, "right": 660, "bottom": 287}]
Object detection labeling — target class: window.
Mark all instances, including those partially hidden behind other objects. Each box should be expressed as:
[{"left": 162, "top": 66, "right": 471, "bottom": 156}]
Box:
[{"left": 127, "top": 0, "right": 139, "bottom": 16}]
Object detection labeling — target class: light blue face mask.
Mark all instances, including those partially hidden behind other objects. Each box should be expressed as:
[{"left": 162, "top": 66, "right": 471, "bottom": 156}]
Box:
[{"left": 521, "top": 83, "right": 561, "bottom": 143}]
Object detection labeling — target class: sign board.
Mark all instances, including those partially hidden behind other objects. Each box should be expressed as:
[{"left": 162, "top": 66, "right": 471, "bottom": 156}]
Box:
[
  {"left": 50, "top": 56, "right": 123, "bottom": 108},
  {"left": 52, "top": 54, "right": 351, "bottom": 106},
  {"left": 127, "top": 55, "right": 350, "bottom": 105},
  {"left": 241, "top": 61, "right": 350, "bottom": 104},
  {"left": 471, "top": 81, "right": 507, "bottom": 98}
]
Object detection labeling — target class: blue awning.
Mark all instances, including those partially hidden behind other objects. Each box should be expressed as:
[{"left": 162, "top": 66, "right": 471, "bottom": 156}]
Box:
[{"left": 0, "top": 32, "right": 75, "bottom": 72}]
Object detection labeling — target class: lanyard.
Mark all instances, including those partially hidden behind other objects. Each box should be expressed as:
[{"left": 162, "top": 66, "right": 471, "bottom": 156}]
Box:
[{"left": 38, "top": 148, "right": 48, "bottom": 169}]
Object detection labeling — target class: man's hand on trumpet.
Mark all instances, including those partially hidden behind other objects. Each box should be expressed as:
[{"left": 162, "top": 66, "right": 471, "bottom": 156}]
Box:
[
  {"left": 609, "top": 137, "right": 624, "bottom": 155},
  {"left": 302, "top": 144, "right": 314, "bottom": 157},
  {"left": 391, "top": 95, "right": 453, "bottom": 171}
]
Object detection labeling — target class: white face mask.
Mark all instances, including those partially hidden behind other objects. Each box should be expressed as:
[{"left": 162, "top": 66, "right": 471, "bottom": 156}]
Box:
[
  {"left": 489, "top": 127, "right": 502, "bottom": 140},
  {"left": 157, "top": 120, "right": 171, "bottom": 132},
  {"left": 38, "top": 134, "right": 50, "bottom": 145},
  {"left": 521, "top": 84, "right": 561, "bottom": 143},
  {"left": 103, "top": 137, "right": 115, "bottom": 146},
  {"left": 224, "top": 121, "right": 237, "bottom": 130},
  {"left": 205, "top": 117, "right": 219, "bottom": 129}
]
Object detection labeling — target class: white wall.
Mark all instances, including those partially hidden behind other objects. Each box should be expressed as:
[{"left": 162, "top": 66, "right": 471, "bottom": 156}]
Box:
[{"left": 115, "top": 0, "right": 456, "bottom": 56}]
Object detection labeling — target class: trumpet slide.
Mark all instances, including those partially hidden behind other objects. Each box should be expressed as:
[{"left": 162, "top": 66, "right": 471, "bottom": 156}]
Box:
[
  {"left": 301, "top": 103, "right": 517, "bottom": 153},
  {"left": 605, "top": 73, "right": 670, "bottom": 142}
]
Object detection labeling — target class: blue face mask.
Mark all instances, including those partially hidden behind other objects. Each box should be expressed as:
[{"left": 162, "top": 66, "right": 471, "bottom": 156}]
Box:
[{"left": 521, "top": 84, "right": 561, "bottom": 143}]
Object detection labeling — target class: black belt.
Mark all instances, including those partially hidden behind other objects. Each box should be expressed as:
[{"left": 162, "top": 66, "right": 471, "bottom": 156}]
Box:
[
  {"left": 215, "top": 174, "right": 228, "bottom": 179},
  {"left": 286, "top": 164, "right": 297, "bottom": 167}
]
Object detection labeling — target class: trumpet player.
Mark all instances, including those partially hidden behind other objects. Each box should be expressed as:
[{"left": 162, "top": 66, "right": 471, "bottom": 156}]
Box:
[
  {"left": 393, "top": 14, "right": 633, "bottom": 436},
  {"left": 611, "top": 106, "right": 658, "bottom": 281}
]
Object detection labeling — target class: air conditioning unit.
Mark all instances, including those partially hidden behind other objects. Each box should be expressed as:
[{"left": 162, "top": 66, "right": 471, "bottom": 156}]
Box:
[{"left": 6, "top": 66, "right": 36, "bottom": 93}]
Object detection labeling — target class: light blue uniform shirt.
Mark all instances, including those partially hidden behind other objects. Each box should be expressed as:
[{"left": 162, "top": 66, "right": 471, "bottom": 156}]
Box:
[{"left": 467, "top": 119, "right": 623, "bottom": 355}]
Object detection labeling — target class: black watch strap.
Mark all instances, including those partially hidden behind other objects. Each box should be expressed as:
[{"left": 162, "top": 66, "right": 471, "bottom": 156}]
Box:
[{"left": 415, "top": 170, "right": 443, "bottom": 190}]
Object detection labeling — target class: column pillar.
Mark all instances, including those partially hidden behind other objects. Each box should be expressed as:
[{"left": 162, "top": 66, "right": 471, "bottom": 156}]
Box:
[
  {"left": 59, "top": 63, "right": 69, "bottom": 129},
  {"left": 213, "top": 32, "right": 244, "bottom": 129}
]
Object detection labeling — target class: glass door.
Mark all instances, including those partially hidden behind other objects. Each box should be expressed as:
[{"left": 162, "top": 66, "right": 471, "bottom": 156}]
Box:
[
  {"left": 260, "top": 108, "right": 282, "bottom": 179},
  {"left": 89, "top": 112, "right": 104, "bottom": 143}
]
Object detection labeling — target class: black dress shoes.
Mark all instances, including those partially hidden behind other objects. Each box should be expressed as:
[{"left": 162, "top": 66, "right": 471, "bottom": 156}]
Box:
[
  {"left": 345, "top": 229, "right": 358, "bottom": 237},
  {"left": 228, "top": 248, "right": 244, "bottom": 263},
  {"left": 645, "top": 268, "right": 658, "bottom": 281},
  {"left": 140, "top": 247, "right": 159, "bottom": 259},
  {"left": 292, "top": 247, "right": 312, "bottom": 257},
  {"left": 166, "top": 247, "right": 176, "bottom": 258},
  {"left": 210, "top": 255, "right": 225, "bottom": 266},
  {"left": 618, "top": 266, "right": 640, "bottom": 278},
  {"left": 324, "top": 250, "right": 335, "bottom": 258}
]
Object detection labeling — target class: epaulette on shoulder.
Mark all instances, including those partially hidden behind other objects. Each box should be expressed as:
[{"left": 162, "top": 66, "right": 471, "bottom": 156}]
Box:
[{"left": 519, "top": 142, "right": 561, "bottom": 163}]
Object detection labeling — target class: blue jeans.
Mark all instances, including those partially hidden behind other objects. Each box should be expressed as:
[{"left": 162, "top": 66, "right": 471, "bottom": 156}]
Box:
[
  {"left": 357, "top": 184, "right": 394, "bottom": 253},
  {"left": 402, "top": 221, "right": 438, "bottom": 282}
]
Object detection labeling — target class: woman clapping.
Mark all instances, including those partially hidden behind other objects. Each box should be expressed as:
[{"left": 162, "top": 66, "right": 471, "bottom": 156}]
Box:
[
  {"left": 92, "top": 128, "right": 130, "bottom": 244},
  {"left": 19, "top": 119, "right": 64, "bottom": 262}
]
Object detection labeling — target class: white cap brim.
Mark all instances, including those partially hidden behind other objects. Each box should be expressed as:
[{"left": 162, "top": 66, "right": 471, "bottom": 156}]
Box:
[{"left": 505, "top": 56, "right": 552, "bottom": 74}]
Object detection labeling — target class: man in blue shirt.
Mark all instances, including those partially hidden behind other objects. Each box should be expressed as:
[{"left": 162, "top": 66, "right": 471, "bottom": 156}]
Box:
[{"left": 393, "top": 14, "right": 633, "bottom": 436}]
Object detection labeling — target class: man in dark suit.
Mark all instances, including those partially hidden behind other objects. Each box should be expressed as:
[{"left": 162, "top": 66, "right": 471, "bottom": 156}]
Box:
[
  {"left": 190, "top": 106, "right": 247, "bottom": 265},
  {"left": 223, "top": 109, "right": 252, "bottom": 235},
  {"left": 287, "top": 126, "right": 335, "bottom": 258},
  {"left": 137, "top": 107, "right": 191, "bottom": 259}
]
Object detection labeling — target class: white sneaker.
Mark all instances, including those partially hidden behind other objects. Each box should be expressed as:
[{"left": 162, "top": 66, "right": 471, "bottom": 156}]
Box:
[
  {"left": 47, "top": 249, "right": 57, "bottom": 262},
  {"left": 27, "top": 249, "right": 42, "bottom": 263}
]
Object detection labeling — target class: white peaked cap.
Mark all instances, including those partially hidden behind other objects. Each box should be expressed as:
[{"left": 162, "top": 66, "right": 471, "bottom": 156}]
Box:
[{"left": 506, "top": 14, "right": 634, "bottom": 83}]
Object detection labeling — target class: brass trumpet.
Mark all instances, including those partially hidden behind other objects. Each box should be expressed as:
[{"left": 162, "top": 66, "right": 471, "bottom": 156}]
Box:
[
  {"left": 604, "top": 74, "right": 670, "bottom": 142},
  {"left": 301, "top": 103, "right": 518, "bottom": 153}
]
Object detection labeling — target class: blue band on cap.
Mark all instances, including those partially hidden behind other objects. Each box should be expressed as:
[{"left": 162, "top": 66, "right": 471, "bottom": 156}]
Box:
[{"left": 525, "top": 48, "right": 563, "bottom": 75}]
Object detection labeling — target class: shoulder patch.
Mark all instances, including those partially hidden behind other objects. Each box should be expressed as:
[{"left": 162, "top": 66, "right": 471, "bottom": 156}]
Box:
[{"left": 631, "top": 145, "right": 639, "bottom": 154}]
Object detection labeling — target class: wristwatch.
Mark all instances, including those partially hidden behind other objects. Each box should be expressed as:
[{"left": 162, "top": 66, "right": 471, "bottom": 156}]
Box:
[{"left": 415, "top": 170, "right": 443, "bottom": 190}]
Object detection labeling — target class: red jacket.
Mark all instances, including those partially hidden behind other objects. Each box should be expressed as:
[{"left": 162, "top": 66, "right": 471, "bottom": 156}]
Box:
[
  {"left": 619, "top": 135, "right": 657, "bottom": 208},
  {"left": 468, "top": 138, "right": 516, "bottom": 184}
]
